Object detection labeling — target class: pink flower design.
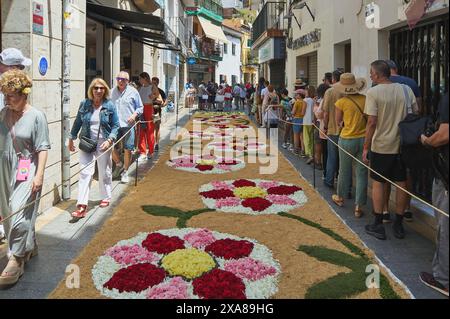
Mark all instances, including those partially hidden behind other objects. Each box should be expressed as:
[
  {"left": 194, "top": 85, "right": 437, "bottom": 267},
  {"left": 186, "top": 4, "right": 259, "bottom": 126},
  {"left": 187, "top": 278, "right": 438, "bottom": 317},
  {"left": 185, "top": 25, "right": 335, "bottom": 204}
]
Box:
[
  {"left": 216, "top": 197, "right": 241, "bottom": 209},
  {"left": 211, "top": 181, "right": 235, "bottom": 190},
  {"left": 184, "top": 229, "right": 217, "bottom": 249},
  {"left": 146, "top": 277, "right": 189, "bottom": 299},
  {"left": 266, "top": 195, "right": 298, "bottom": 206},
  {"left": 225, "top": 258, "right": 277, "bottom": 281},
  {"left": 105, "top": 244, "right": 158, "bottom": 266},
  {"left": 258, "top": 181, "right": 280, "bottom": 189},
  {"left": 217, "top": 165, "right": 233, "bottom": 171}
]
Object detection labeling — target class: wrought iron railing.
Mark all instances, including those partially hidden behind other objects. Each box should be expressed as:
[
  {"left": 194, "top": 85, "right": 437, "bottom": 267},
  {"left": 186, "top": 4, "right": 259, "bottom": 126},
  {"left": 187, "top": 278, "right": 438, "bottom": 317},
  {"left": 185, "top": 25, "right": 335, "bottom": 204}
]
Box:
[
  {"left": 252, "top": 1, "right": 287, "bottom": 43},
  {"left": 195, "top": 0, "right": 223, "bottom": 16},
  {"left": 192, "top": 36, "right": 224, "bottom": 61}
]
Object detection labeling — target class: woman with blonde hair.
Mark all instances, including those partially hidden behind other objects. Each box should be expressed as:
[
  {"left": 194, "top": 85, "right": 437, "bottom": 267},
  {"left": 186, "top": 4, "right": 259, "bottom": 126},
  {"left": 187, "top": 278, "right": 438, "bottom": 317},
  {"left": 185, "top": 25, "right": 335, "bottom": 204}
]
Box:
[
  {"left": 69, "top": 78, "right": 119, "bottom": 218},
  {"left": 0, "top": 69, "right": 50, "bottom": 286}
]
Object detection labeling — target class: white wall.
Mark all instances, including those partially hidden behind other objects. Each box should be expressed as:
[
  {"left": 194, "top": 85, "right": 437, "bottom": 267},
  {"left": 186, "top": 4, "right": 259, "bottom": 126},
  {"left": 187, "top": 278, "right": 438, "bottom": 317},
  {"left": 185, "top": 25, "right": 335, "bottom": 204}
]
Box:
[
  {"left": 285, "top": 0, "right": 449, "bottom": 94},
  {"left": 1, "top": 0, "right": 86, "bottom": 210},
  {"left": 216, "top": 33, "right": 242, "bottom": 85},
  {"left": 222, "top": 0, "right": 243, "bottom": 9}
]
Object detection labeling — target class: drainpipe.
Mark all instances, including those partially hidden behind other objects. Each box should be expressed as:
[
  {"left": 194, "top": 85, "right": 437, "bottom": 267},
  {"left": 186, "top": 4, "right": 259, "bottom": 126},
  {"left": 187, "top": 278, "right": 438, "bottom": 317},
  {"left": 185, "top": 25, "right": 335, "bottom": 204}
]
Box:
[{"left": 61, "top": 0, "right": 71, "bottom": 200}]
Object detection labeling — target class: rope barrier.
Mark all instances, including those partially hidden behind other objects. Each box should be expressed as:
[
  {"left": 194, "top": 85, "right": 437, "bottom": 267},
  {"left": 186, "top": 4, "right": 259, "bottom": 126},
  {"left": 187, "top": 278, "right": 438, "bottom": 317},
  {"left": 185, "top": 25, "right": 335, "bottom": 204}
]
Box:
[
  {"left": 0, "top": 119, "right": 154, "bottom": 225},
  {"left": 268, "top": 106, "right": 448, "bottom": 218}
]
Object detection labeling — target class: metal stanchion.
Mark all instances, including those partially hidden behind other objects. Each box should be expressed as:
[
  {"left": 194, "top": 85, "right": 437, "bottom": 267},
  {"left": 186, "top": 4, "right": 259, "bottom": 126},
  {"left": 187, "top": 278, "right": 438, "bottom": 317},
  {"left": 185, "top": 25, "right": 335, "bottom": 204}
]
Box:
[
  {"left": 312, "top": 124, "right": 316, "bottom": 189},
  {"left": 135, "top": 122, "right": 140, "bottom": 187}
]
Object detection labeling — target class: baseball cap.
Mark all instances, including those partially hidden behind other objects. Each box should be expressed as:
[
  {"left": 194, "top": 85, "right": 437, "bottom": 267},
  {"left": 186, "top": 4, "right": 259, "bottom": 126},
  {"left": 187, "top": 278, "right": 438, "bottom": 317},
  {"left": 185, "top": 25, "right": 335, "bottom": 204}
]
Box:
[{"left": 0, "top": 48, "right": 32, "bottom": 67}]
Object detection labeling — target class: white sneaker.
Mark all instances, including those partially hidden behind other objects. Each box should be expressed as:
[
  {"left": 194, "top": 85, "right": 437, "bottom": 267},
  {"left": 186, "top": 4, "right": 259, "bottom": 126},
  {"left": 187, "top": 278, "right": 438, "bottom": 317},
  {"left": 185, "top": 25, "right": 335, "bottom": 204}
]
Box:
[
  {"left": 137, "top": 154, "right": 147, "bottom": 162},
  {"left": 282, "top": 143, "right": 288, "bottom": 149},
  {"left": 121, "top": 171, "right": 130, "bottom": 184},
  {"left": 0, "top": 225, "right": 5, "bottom": 240}
]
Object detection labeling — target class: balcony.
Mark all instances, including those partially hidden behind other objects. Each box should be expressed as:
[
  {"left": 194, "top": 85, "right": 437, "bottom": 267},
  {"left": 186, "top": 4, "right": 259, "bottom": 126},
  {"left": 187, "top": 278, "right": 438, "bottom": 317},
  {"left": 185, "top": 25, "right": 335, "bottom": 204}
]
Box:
[
  {"left": 192, "top": 36, "right": 223, "bottom": 62},
  {"left": 184, "top": 0, "right": 224, "bottom": 22},
  {"left": 252, "top": 1, "right": 287, "bottom": 46}
]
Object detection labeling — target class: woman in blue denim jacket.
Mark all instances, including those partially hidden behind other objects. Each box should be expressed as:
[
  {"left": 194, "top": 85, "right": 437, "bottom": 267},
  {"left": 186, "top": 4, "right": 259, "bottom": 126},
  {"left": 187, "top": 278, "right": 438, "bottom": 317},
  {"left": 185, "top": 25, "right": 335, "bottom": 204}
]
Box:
[{"left": 68, "top": 78, "right": 119, "bottom": 219}]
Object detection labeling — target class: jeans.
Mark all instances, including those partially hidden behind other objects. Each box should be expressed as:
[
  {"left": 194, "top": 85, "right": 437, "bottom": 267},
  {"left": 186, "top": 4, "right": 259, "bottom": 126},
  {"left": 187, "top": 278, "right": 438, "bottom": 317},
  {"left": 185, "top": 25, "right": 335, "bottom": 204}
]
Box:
[
  {"left": 432, "top": 179, "right": 449, "bottom": 288},
  {"left": 325, "top": 135, "right": 339, "bottom": 186},
  {"left": 337, "top": 137, "right": 368, "bottom": 206}
]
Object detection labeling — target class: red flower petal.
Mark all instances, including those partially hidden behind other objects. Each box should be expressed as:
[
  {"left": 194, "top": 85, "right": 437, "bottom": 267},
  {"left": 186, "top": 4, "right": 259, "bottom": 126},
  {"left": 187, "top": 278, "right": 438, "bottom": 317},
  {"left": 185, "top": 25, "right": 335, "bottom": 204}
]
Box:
[
  {"left": 200, "top": 189, "right": 235, "bottom": 200},
  {"left": 218, "top": 160, "right": 239, "bottom": 166},
  {"left": 267, "top": 185, "right": 302, "bottom": 196},
  {"left": 103, "top": 263, "right": 166, "bottom": 293},
  {"left": 142, "top": 233, "right": 185, "bottom": 254},
  {"left": 196, "top": 165, "right": 214, "bottom": 171},
  {"left": 205, "top": 239, "right": 254, "bottom": 260},
  {"left": 232, "top": 179, "right": 256, "bottom": 187},
  {"left": 193, "top": 269, "right": 246, "bottom": 299},
  {"left": 242, "top": 197, "right": 273, "bottom": 212}
]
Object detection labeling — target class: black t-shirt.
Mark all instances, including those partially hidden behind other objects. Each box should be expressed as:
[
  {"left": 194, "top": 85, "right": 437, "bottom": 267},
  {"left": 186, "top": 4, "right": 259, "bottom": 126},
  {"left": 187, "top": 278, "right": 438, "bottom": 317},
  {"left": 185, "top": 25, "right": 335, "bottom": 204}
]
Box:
[{"left": 438, "top": 92, "right": 449, "bottom": 124}]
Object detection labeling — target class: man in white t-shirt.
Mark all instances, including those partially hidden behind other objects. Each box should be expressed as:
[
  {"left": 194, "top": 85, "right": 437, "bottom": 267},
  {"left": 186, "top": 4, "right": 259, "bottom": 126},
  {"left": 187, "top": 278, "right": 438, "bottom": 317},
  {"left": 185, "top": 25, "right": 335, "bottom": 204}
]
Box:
[{"left": 363, "top": 60, "right": 418, "bottom": 241}]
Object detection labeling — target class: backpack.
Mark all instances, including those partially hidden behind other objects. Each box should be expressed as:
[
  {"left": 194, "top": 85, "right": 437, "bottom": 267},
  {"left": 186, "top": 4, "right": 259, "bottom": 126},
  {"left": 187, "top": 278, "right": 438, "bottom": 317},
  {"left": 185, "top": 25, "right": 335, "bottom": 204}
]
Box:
[{"left": 398, "top": 85, "right": 434, "bottom": 170}]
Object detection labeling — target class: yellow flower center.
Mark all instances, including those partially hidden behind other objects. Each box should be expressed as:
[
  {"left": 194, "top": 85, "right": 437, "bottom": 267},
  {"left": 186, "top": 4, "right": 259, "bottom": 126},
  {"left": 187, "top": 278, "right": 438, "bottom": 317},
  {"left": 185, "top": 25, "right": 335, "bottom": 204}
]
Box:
[
  {"left": 233, "top": 187, "right": 268, "bottom": 199},
  {"left": 161, "top": 249, "right": 216, "bottom": 280},
  {"left": 196, "top": 159, "right": 217, "bottom": 166}
]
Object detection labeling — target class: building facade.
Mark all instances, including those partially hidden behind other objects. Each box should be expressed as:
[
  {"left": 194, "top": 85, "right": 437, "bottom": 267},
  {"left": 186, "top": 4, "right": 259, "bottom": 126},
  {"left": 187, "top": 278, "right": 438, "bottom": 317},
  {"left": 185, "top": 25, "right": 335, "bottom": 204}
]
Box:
[
  {"left": 183, "top": 0, "right": 227, "bottom": 84},
  {"left": 251, "top": 1, "right": 287, "bottom": 88},
  {"left": 216, "top": 21, "right": 243, "bottom": 85},
  {"left": 1, "top": 0, "right": 186, "bottom": 212}
]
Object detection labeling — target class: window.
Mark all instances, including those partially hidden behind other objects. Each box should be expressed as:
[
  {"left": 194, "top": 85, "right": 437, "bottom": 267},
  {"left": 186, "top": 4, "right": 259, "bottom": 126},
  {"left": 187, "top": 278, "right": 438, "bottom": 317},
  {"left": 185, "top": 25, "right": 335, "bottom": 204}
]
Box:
[
  {"left": 220, "top": 75, "right": 227, "bottom": 84},
  {"left": 224, "top": 43, "right": 228, "bottom": 54},
  {"left": 232, "top": 43, "right": 236, "bottom": 56},
  {"left": 232, "top": 75, "right": 238, "bottom": 86}
]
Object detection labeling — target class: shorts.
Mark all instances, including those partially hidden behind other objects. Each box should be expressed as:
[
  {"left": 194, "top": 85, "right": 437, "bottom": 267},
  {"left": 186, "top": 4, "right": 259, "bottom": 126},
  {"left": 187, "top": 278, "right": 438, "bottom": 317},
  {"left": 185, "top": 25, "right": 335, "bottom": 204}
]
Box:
[
  {"left": 293, "top": 118, "right": 303, "bottom": 134},
  {"left": 117, "top": 127, "right": 135, "bottom": 151},
  {"left": 369, "top": 152, "right": 407, "bottom": 183}
]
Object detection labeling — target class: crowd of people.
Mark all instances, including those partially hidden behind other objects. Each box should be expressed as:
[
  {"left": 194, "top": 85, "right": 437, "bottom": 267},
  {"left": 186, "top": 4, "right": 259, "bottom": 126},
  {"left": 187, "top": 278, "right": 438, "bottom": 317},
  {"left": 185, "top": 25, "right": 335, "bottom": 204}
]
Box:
[
  {"left": 184, "top": 80, "right": 256, "bottom": 112},
  {"left": 249, "top": 62, "right": 448, "bottom": 296},
  {"left": 0, "top": 47, "right": 447, "bottom": 296},
  {"left": 0, "top": 48, "right": 172, "bottom": 286}
]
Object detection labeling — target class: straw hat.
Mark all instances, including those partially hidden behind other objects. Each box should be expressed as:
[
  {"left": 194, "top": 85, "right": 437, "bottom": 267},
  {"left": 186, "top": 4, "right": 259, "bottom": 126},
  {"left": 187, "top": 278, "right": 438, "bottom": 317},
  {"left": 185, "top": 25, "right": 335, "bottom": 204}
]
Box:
[
  {"left": 333, "top": 73, "right": 367, "bottom": 95},
  {"left": 294, "top": 78, "right": 307, "bottom": 87}
]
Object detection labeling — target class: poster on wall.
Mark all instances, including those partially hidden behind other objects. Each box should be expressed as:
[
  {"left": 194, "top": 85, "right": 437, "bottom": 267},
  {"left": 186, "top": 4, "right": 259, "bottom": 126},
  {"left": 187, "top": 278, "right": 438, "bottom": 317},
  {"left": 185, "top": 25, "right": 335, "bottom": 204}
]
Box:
[{"left": 32, "top": 2, "right": 44, "bottom": 35}]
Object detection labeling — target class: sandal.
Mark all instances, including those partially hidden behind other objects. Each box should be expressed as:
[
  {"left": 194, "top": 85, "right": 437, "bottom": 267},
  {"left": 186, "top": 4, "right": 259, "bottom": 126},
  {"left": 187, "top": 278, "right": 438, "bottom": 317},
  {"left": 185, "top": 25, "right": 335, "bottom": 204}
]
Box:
[
  {"left": 71, "top": 205, "right": 88, "bottom": 219},
  {"left": 332, "top": 195, "right": 344, "bottom": 207},
  {"left": 99, "top": 200, "right": 110, "bottom": 208},
  {"left": 355, "top": 206, "right": 364, "bottom": 218},
  {"left": 0, "top": 256, "right": 24, "bottom": 286}
]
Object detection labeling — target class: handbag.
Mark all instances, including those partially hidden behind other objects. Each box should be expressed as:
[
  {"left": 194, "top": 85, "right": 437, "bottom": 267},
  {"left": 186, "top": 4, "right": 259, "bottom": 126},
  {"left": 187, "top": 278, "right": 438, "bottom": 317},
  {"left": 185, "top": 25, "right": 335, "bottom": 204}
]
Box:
[{"left": 79, "top": 119, "right": 101, "bottom": 153}]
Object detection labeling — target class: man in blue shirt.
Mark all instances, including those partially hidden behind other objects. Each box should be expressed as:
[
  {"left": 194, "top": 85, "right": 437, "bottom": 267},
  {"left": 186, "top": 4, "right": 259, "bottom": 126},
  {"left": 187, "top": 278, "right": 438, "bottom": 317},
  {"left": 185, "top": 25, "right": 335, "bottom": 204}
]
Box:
[{"left": 111, "top": 71, "right": 144, "bottom": 183}]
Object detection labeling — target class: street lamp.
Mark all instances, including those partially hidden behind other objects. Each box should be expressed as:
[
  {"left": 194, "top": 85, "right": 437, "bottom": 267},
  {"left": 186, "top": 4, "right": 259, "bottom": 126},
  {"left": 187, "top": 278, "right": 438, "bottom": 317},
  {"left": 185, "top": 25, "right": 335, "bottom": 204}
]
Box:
[{"left": 292, "top": 1, "right": 316, "bottom": 22}]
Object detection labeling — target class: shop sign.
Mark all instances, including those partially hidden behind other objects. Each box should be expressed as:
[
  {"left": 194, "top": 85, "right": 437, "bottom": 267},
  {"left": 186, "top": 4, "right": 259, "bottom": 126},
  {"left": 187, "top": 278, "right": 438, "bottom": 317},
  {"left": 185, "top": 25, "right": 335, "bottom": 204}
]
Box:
[
  {"left": 32, "top": 2, "right": 44, "bottom": 35},
  {"left": 187, "top": 57, "right": 197, "bottom": 65},
  {"left": 258, "top": 39, "right": 275, "bottom": 64},
  {"left": 291, "top": 29, "right": 321, "bottom": 50}
]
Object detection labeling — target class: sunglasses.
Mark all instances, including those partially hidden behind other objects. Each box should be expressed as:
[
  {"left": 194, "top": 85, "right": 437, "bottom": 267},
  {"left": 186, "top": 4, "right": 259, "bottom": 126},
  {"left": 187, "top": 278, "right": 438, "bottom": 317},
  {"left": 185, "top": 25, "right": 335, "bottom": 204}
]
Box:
[
  {"left": 93, "top": 86, "right": 105, "bottom": 91},
  {"left": 116, "top": 77, "right": 128, "bottom": 82}
]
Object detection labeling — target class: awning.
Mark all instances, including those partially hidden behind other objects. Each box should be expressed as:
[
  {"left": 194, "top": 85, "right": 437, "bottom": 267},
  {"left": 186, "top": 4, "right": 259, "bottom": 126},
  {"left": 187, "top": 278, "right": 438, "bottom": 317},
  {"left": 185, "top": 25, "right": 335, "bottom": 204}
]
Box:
[
  {"left": 86, "top": 1, "right": 180, "bottom": 51},
  {"left": 198, "top": 17, "right": 228, "bottom": 43},
  {"left": 87, "top": 2, "right": 164, "bottom": 31}
]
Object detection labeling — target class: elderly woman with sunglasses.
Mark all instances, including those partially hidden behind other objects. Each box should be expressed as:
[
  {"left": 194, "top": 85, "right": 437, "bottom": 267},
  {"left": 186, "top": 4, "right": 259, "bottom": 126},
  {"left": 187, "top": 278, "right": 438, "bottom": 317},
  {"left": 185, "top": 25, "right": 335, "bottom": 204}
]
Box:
[
  {"left": 0, "top": 70, "right": 50, "bottom": 286},
  {"left": 68, "top": 78, "right": 119, "bottom": 219}
]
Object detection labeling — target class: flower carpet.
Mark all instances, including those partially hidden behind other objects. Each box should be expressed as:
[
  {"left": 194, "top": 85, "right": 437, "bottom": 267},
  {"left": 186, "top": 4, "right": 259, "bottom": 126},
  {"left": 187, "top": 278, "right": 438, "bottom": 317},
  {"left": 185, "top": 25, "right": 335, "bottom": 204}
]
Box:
[{"left": 50, "top": 111, "right": 410, "bottom": 299}]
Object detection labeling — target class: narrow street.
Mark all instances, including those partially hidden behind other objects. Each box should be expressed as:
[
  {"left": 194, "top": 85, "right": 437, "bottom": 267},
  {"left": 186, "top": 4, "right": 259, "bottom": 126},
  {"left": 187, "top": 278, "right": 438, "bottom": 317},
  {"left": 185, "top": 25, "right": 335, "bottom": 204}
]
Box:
[{"left": 0, "top": 0, "right": 448, "bottom": 302}]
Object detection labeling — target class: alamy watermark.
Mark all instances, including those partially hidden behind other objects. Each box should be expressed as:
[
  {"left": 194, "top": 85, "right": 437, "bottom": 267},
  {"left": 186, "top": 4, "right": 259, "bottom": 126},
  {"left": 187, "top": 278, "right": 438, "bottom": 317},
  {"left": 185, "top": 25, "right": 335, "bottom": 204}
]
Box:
[
  {"left": 366, "top": 264, "right": 380, "bottom": 289},
  {"left": 65, "top": 264, "right": 80, "bottom": 289}
]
